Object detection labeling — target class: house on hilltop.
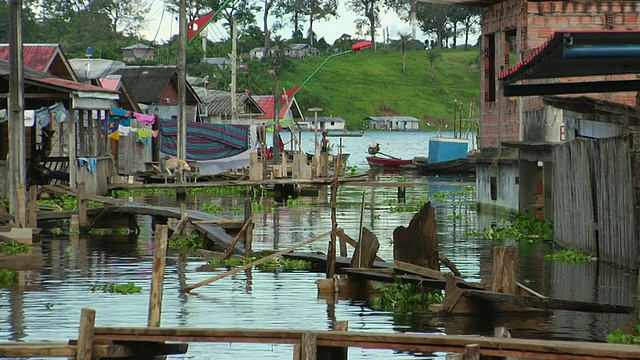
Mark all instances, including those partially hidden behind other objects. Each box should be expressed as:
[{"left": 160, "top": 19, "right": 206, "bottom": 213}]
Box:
[{"left": 122, "top": 44, "right": 155, "bottom": 62}]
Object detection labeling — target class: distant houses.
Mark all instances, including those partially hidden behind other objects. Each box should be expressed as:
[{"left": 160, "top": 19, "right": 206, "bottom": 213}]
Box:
[
  {"left": 250, "top": 44, "right": 320, "bottom": 60},
  {"left": 122, "top": 44, "right": 155, "bottom": 62},
  {"left": 363, "top": 116, "right": 420, "bottom": 131}
]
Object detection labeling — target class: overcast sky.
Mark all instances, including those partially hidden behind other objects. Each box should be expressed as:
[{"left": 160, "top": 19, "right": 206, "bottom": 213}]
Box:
[{"left": 142, "top": 1, "right": 426, "bottom": 45}]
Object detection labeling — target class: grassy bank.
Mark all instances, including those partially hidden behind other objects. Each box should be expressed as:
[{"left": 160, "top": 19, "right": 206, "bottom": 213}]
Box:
[{"left": 279, "top": 48, "right": 481, "bottom": 130}]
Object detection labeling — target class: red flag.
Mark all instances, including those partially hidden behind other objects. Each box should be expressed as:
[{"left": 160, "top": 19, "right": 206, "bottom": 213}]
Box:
[
  {"left": 187, "top": 12, "right": 217, "bottom": 42},
  {"left": 280, "top": 85, "right": 301, "bottom": 105}
]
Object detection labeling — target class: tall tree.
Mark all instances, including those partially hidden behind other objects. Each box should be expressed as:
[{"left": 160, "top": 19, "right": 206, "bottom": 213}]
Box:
[
  {"left": 416, "top": 2, "right": 451, "bottom": 49},
  {"left": 306, "top": 0, "right": 337, "bottom": 46},
  {"left": 347, "top": 0, "right": 380, "bottom": 49},
  {"left": 259, "top": 0, "right": 275, "bottom": 54},
  {"left": 274, "top": 0, "right": 306, "bottom": 40},
  {"left": 166, "top": 0, "right": 258, "bottom": 35},
  {"left": 398, "top": 31, "right": 410, "bottom": 76},
  {"left": 91, "top": 0, "right": 150, "bottom": 36}
]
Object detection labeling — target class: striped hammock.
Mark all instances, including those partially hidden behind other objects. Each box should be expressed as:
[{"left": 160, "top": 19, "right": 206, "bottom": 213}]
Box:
[{"left": 159, "top": 119, "right": 250, "bottom": 161}]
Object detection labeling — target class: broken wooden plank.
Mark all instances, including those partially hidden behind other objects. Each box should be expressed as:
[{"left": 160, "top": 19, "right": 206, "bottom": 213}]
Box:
[
  {"left": 393, "top": 202, "right": 439, "bottom": 269},
  {"left": 393, "top": 260, "right": 484, "bottom": 289},
  {"left": 349, "top": 227, "right": 380, "bottom": 269},
  {"left": 462, "top": 289, "right": 634, "bottom": 314}
]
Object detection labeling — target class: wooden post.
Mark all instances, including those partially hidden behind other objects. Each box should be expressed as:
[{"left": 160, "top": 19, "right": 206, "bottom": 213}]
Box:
[
  {"left": 491, "top": 246, "right": 517, "bottom": 294},
  {"left": 243, "top": 197, "right": 253, "bottom": 257},
  {"left": 293, "top": 344, "right": 301, "bottom": 360},
  {"left": 78, "top": 110, "right": 85, "bottom": 156},
  {"left": 445, "top": 355, "right": 464, "bottom": 360},
  {"left": 464, "top": 344, "right": 480, "bottom": 360},
  {"left": 317, "top": 321, "right": 348, "bottom": 360},
  {"left": 76, "top": 308, "right": 95, "bottom": 360},
  {"left": 320, "top": 152, "right": 328, "bottom": 178},
  {"left": 337, "top": 229, "right": 347, "bottom": 257},
  {"left": 300, "top": 332, "right": 317, "bottom": 360},
  {"left": 70, "top": 214, "right": 80, "bottom": 232},
  {"left": 77, "top": 183, "right": 87, "bottom": 230},
  {"left": 148, "top": 224, "right": 168, "bottom": 327},
  {"left": 69, "top": 108, "right": 77, "bottom": 188},
  {"left": 397, "top": 186, "right": 406, "bottom": 203},
  {"left": 349, "top": 227, "right": 380, "bottom": 269},
  {"left": 27, "top": 185, "right": 37, "bottom": 228},
  {"left": 326, "top": 154, "right": 341, "bottom": 278}
]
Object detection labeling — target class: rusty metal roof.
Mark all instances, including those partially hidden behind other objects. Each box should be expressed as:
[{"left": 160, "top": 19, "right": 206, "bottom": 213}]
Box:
[
  {"left": 0, "top": 43, "right": 78, "bottom": 81},
  {"left": 0, "top": 59, "right": 118, "bottom": 94}
]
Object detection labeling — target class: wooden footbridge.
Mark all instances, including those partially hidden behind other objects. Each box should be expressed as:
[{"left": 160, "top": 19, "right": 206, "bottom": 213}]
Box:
[{"left": 2, "top": 307, "right": 640, "bottom": 360}]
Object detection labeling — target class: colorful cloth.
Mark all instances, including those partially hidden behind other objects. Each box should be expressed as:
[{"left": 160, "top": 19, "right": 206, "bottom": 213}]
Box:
[
  {"left": 109, "top": 106, "right": 131, "bottom": 126},
  {"left": 108, "top": 117, "right": 119, "bottom": 141},
  {"left": 77, "top": 157, "right": 97, "bottom": 174},
  {"left": 24, "top": 110, "right": 35, "bottom": 127},
  {"left": 134, "top": 112, "right": 156, "bottom": 125},
  {"left": 119, "top": 125, "right": 131, "bottom": 136},
  {"left": 159, "top": 118, "right": 249, "bottom": 161},
  {"left": 137, "top": 129, "right": 151, "bottom": 146}
]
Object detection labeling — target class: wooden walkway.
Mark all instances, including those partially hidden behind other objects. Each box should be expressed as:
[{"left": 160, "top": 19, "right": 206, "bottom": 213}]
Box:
[
  {"left": 90, "top": 326, "right": 640, "bottom": 359},
  {"left": 107, "top": 177, "right": 474, "bottom": 191}
]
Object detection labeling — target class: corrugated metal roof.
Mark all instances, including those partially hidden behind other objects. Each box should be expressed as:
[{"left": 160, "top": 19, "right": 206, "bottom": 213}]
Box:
[
  {"left": 123, "top": 44, "right": 155, "bottom": 50},
  {"left": 200, "top": 90, "right": 263, "bottom": 116},
  {"left": 364, "top": 116, "right": 419, "bottom": 122},
  {"left": 115, "top": 66, "right": 176, "bottom": 103},
  {"left": 288, "top": 44, "right": 310, "bottom": 50},
  {"left": 0, "top": 43, "right": 77, "bottom": 81},
  {"left": 0, "top": 59, "right": 118, "bottom": 94},
  {"left": 253, "top": 95, "right": 290, "bottom": 119}
]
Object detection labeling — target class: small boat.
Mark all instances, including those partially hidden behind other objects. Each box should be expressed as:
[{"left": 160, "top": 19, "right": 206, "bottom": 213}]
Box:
[
  {"left": 367, "top": 156, "right": 415, "bottom": 169},
  {"left": 412, "top": 156, "right": 477, "bottom": 175},
  {"left": 365, "top": 142, "right": 416, "bottom": 169}
]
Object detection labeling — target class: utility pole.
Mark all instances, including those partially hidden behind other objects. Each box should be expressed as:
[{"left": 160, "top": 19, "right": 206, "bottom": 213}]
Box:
[
  {"left": 177, "top": 0, "right": 187, "bottom": 164},
  {"left": 8, "top": 0, "right": 26, "bottom": 228},
  {"left": 230, "top": 19, "right": 238, "bottom": 120}
]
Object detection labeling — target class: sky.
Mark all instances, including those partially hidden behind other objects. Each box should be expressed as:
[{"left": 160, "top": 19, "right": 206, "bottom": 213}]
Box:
[{"left": 142, "top": 0, "right": 425, "bottom": 46}]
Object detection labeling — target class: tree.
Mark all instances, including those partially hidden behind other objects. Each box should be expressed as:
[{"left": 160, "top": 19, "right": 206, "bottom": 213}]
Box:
[
  {"left": 347, "top": 0, "right": 380, "bottom": 49},
  {"left": 416, "top": 2, "right": 451, "bottom": 49},
  {"left": 166, "top": 0, "right": 259, "bottom": 36},
  {"left": 274, "top": 0, "right": 307, "bottom": 41},
  {"left": 427, "top": 48, "right": 440, "bottom": 83},
  {"left": 306, "top": 0, "right": 338, "bottom": 46},
  {"left": 398, "top": 32, "right": 411, "bottom": 76},
  {"left": 460, "top": 6, "right": 481, "bottom": 47}
]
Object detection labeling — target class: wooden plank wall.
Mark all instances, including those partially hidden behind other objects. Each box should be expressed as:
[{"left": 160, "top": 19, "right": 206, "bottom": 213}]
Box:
[
  {"left": 553, "top": 137, "right": 637, "bottom": 270},
  {"left": 117, "top": 119, "right": 149, "bottom": 175}
]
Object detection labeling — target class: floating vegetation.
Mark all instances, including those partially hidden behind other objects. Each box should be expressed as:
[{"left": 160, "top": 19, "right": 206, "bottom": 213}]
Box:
[
  {"left": 230, "top": 207, "right": 244, "bottom": 215},
  {"left": 51, "top": 228, "right": 63, "bottom": 236},
  {"left": 346, "top": 166, "right": 358, "bottom": 175},
  {"left": 0, "top": 269, "right": 18, "bottom": 287},
  {"left": 114, "top": 189, "right": 173, "bottom": 197},
  {"left": 208, "top": 256, "right": 312, "bottom": 272},
  {"left": 187, "top": 186, "right": 245, "bottom": 195},
  {"left": 169, "top": 233, "right": 206, "bottom": 253},
  {"left": 544, "top": 249, "right": 594, "bottom": 264},
  {"left": 608, "top": 325, "right": 640, "bottom": 344},
  {"left": 285, "top": 197, "right": 306, "bottom": 207},
  {"left": 90, "top": 282, "right": 142, "bottom": 294},
  {"left": 0, "top": 240, "right": 32, "bottom": 255},
  {"left": 386, "top": 194, "right": 430, "bottom": 213},
  {"left": 37, "top": 195, "right": 102, "bottom": 211},
  {"left": 469, "top": 214, "right": 553, "bottom": 241},
  {"left": 87, "top": 228, "right": 134, "bottom": 236},
  {"left": 371, "top": 278, "right": 444, "bottom": 312},
  {"left": 202, "top": 203, "right": 224, "bottom": 216}
]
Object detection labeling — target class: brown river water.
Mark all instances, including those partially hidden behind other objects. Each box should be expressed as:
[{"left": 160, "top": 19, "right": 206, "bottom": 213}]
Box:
[{"left": 0, "top": 131, "right": 637, "bottom": 359}]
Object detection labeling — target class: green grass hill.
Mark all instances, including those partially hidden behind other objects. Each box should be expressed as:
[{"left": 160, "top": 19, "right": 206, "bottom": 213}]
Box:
[{"left": 279, "top": 48, "right": 480, "bottom": 131}]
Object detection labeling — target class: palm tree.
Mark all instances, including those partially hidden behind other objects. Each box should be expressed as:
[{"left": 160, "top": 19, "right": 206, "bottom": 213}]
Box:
[{"left": 398, "top": 32, "right": 412, "bottom": 76}]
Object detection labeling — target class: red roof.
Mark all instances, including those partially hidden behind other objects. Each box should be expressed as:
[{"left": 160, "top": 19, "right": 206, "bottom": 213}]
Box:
[
  {"left": 99, "top": 76, "right": 121, "bottom": 91},
  {"left": 253, "top": 95, "right": 290, "bottom": 120},
  {"left": 0, "top": 44, "right": 58, "bottom": 72},
  {"left": 36, "top": 77, "right": 119, "bottom": 93}
]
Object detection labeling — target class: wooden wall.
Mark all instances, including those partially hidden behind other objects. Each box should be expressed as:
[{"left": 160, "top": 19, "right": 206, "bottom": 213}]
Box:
[{"left": 552, "top": 136, "right": 637, "bottom": 269}]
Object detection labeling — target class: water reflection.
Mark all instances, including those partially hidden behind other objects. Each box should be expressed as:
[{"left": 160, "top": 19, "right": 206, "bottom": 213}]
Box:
[{"left": 0, "top": 171, "right": 637, "bottom": 359}]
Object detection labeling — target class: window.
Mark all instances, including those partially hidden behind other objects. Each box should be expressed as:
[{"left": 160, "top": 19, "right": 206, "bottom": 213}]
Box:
[
  {"left": 331, "top": 121, "right": 335, "bottom": 126},
  {"left": 484, "top": 34, "right": 496, "bottom": 103},
  {"left": 505, "top": 29, "right": 518, "bottom": 68},
  {"left": 515, "top": 176, "right": 519, "bottom": 185},
  {"left": 490, "top": 176, "right": 497, "bottom": 200}
]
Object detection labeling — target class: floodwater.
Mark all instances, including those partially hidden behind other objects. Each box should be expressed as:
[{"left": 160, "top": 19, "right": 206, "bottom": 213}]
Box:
[{"left": 0, "top": 131, "right": 637, "bottom": 359}]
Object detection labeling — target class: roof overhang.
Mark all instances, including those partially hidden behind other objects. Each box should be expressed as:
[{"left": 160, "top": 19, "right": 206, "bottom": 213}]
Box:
[{"left": 501, "top": 31, "right": 640, "bottom": 97}]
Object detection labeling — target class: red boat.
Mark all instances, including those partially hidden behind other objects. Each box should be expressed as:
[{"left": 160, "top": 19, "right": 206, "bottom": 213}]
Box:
[{"left": 366, "top": 156, "right": 416, "bottom": 169}]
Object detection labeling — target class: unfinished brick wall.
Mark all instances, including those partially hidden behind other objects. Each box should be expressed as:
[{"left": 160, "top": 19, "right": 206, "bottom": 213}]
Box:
[{"left": 480, "top": 0, "right": 640, "bottom": 150}]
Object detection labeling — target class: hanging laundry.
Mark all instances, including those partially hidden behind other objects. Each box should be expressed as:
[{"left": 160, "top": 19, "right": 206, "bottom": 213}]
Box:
[
  {"left": 151, "top": 130, "right": 159, "bottom": 138},
  {"left": 0, "top": 109, "right": 7, "bottom": 123},
  {"left": 49, "top": 102, "right": 69, "bottom": 123},
  {"left": 133, "top": 112, "right": 156, "bottom": 125},
  {"left": 35, "top": 108, "right": 51, "bottom": 127},
  {"left": 137, "top": 129, "right": 151, "bottom": 146},
  {"left": 110, "top": 106, "right": 131, "bottom": 127},
  {"left": 108, "top": 117, "right": 119, "bottom": 141},
  {"left": 119, "top": 125, "right": 131, "bottom": 136},
  {"left": 24, "top": 110, "right": 35, "bottom": 127},
  {"left": 77, "top": 157, "right": 97, "bottom": 174}
]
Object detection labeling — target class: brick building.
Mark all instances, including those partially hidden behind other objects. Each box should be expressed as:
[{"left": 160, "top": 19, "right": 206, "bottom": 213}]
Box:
[{"left": 438, "top": 0, "right": 640, "bottom": 215}]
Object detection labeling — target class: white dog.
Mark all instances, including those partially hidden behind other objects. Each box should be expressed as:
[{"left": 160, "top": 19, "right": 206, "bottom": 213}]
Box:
[{"left": 165, "top": 157, "right": 191, "bottom": 175}]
